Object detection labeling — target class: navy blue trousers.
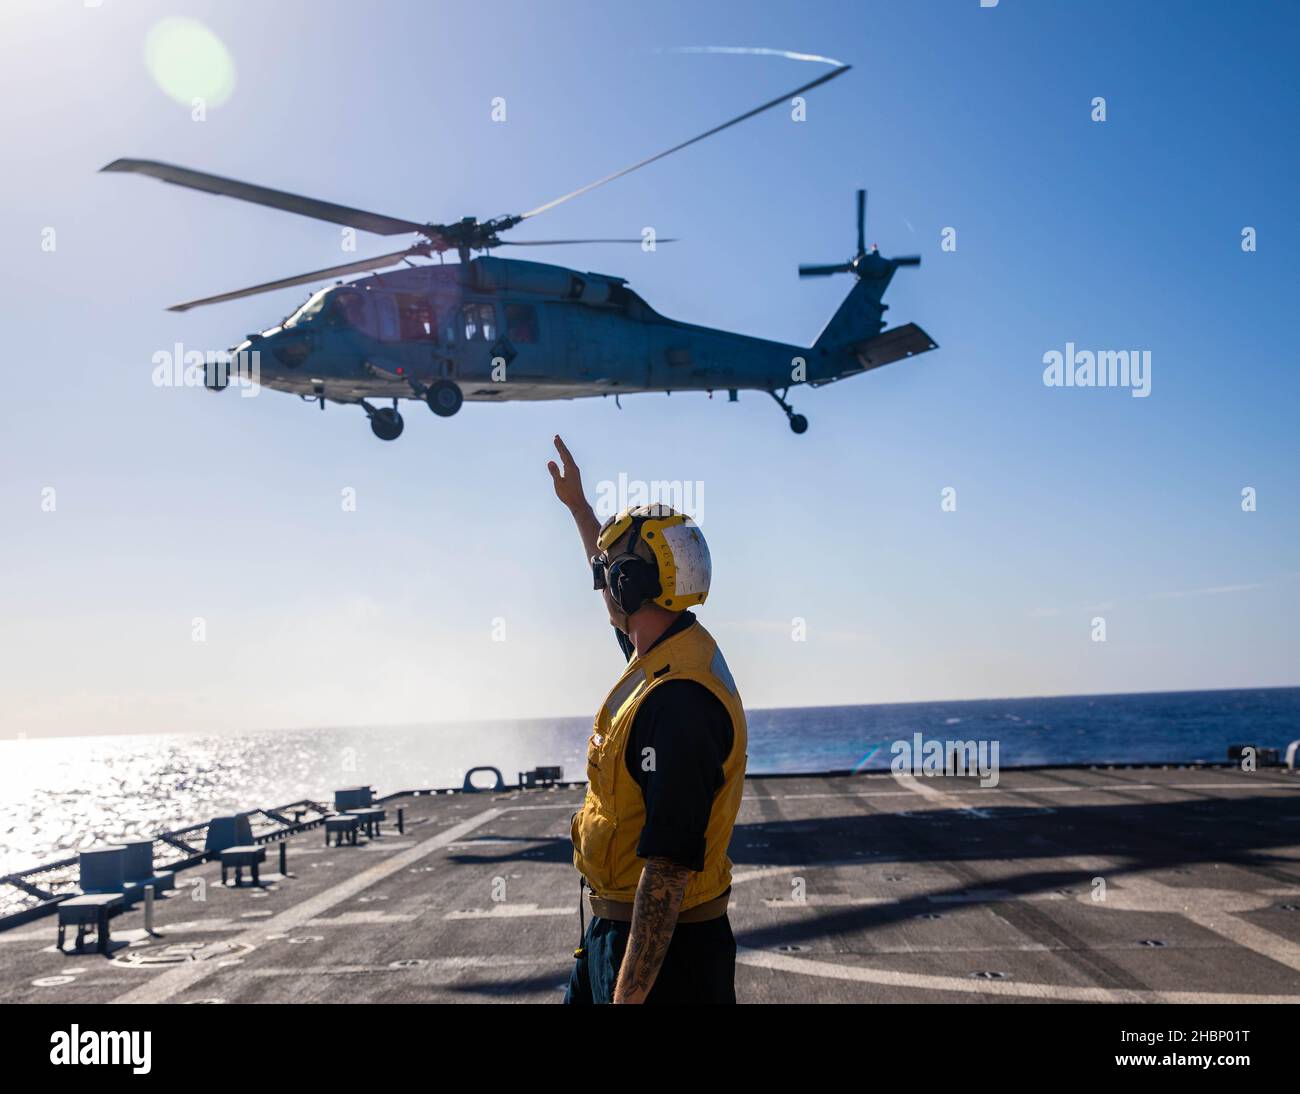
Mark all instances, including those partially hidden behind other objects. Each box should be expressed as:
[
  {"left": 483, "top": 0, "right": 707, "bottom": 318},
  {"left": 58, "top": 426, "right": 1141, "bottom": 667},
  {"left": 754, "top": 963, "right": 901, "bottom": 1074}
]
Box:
[{"left": 563, "top": 914, "right": 737, "bottom": 1004}]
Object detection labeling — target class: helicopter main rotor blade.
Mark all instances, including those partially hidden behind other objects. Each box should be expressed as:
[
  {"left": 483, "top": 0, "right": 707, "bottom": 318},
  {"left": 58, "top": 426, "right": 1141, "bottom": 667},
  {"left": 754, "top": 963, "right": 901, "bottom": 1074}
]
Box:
[
  {"left": 166, "top": 248, "right": 418, "bottom": 313},
  {"left": 101, "top": 159, "right": 429, "bottom": 238},
  {"left": 518, "top": 65, "right": 851, "bottom": 221},
  {"left": 498, "top": 238, "right": 679, "bottom": 246},
  {"left": 856, "top": 189, "right": 866, "bottom": 254}
]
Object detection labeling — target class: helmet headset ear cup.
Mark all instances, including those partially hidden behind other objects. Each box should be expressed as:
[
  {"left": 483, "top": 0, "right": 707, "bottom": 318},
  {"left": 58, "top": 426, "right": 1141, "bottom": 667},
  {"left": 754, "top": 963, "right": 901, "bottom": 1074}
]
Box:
[
  {"left": 601, "top": 517, "right": 663, "bottom": 617},
  {"left": 607, "top": 555, "right": 660, "bottom": 615},
  {"left": 608, "top": 558, "right": 637, "bottom": 615}
]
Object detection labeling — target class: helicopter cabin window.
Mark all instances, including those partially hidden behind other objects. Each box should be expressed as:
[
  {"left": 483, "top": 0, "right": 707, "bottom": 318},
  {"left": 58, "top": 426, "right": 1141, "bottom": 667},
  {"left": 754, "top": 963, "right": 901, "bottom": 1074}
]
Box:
[
  {"left": 396, "top": 293, "right": 435, "bottom": 341},
  {"left": 505, "top": 304, "right": 538, "bottom": 344},
  {"left": 375, "top": 296, "right": 400, "bottom": 341},
  {"left": 461, "top": 302, "right": 497, "bottom": 342}
]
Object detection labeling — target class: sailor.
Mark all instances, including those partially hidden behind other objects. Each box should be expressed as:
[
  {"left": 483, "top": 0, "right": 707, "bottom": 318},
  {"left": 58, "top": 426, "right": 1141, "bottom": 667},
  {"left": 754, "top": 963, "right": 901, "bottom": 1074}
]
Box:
[{"left": 548, "top": 435, "right": 747, "bottom": 1004}]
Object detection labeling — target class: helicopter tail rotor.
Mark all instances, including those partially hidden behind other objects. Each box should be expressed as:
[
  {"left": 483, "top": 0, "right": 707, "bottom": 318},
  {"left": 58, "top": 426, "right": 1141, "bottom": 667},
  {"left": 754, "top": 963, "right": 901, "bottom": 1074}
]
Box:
[
  {"left": 799, "top": 188, "right": 921, "bottom": 280},
  {"left": 797, "top": 261, "right": 855, "bottom": 278}
]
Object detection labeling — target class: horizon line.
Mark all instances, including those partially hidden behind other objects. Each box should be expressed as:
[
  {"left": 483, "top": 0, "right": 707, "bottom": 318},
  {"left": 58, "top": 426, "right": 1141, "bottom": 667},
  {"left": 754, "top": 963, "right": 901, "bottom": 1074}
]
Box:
[{"left": 4, "top": 681, "right": 1297, "bottom": 743}]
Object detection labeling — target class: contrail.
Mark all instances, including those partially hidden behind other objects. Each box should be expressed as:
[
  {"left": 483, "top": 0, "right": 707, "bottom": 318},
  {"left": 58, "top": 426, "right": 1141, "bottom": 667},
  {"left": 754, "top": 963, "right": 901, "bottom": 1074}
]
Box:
[{"left": 660, "top": 46, "right": 847, "bottom": 68}]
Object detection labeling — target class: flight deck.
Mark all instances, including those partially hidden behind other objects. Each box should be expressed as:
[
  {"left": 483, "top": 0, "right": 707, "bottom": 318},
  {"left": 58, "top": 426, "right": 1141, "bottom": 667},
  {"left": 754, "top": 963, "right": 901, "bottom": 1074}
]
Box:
[{"left": 2, "top": 766, "right": 1298, "bottom": 1004}]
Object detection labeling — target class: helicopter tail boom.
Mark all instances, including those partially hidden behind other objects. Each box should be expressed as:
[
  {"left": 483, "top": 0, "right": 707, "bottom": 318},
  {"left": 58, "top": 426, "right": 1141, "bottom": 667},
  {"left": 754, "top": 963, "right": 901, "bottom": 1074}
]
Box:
[
  {"left": 809, "top": 256, "right": 937, "bottom": 379},
  {"left": 811, "top": 268, "right": 893, "bottom": 354},
  {"left": 811, "top": 276, "right": 937, "bottom": 382}
]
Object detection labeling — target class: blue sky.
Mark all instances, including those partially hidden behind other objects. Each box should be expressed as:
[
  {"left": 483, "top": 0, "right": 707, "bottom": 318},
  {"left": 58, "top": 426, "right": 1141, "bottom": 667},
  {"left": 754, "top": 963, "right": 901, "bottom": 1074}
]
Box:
[{"left": 1, "top": 0, "right": 1296, "bottom": 738}]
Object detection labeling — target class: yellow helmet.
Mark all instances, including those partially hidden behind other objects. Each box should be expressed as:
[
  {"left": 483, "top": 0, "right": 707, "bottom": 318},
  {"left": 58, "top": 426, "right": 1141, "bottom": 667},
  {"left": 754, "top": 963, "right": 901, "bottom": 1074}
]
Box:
[{"left": 595, "top": 504, "right": 711, "bottom": 613}]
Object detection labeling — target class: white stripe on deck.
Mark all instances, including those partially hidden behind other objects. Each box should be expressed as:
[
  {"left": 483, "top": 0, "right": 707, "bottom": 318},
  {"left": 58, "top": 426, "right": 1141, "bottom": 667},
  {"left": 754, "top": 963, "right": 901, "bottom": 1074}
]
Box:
[
  {"left": 242, "top": 954, "right": 559, "bottom": 976},
  {"left": 886, "top": 777, "right": 1300, "bottom": 990},
  {"left": 763, "top": 781, "right": 1299, "bottom": 800},
  {"left": 1060, "top": 854, "right": 1300, "bottom": 977},
  {"left": 445, "top": 903, "right": 572, "bottom": 919},
  {"left": 760, "top": 890, "right": 1037, "bottom": 908},
  {"left": 735, "top": 948, "right": 1300, "bottom": 1003},
  {"left": 890, "top": 772, "right": 993, "bottom": 816},
  {"left": 110, "top": 806, "right": 504, "bottom": 1005},
  {"left": 497, "top": 802, "right": 579, "bottom": 811}
]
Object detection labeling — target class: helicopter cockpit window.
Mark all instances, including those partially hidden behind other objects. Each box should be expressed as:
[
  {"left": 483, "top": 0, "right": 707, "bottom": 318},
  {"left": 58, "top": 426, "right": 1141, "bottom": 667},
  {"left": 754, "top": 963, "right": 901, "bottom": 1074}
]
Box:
[
  {"left": 505, "top": 304, "right": 538, "bottom": 344},
  {"left": 330, "top": 291, "right": 368, "bottom": 331},
  {"left": 283, "top": 289, "right": 330, "bottom": 328},
  {"left": 397, "top": 294, "right": 435, "bottom": 341},
  {"left": 461, "top": 302, "right": 497, "bottom": 342}
]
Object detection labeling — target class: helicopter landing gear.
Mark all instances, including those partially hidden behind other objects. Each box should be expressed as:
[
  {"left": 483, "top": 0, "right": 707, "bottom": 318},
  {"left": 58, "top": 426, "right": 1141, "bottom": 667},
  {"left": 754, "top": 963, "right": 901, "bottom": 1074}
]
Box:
[
  {"left": 370, "top": 408, "right": 403, "bottom": 441},
  {"left": 362, "top": 400, "right": 404, "bottom": 441},
  {"left": 768, "top": 388, "right": 809, "bottom": 434},
  {"left": 424, "top": 379, "right": 463, "bottom": 418},
  {"left": 203, "top": 359, "right": 228, "bottom": 393}
]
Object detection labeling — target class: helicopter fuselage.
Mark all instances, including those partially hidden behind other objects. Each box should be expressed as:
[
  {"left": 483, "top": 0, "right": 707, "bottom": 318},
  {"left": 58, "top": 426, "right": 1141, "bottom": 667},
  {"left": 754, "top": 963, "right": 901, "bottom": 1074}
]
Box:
[
  {"left": 105, "top": 66, "right": 936, "bottom": 440},
  {"left": 234, "top": 255, "right": 849, "bottom": 408}
]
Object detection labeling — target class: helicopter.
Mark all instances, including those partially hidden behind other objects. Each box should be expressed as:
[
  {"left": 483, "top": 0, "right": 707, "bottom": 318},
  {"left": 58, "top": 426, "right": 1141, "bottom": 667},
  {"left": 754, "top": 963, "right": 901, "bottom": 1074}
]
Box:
[{"left": 102, "top": 65, "right": 936, "bottom": 441}]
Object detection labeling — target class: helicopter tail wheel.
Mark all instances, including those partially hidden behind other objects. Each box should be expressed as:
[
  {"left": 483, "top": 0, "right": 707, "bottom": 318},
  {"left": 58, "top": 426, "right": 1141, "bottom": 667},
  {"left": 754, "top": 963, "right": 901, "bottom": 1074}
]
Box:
[
  {"left": 425, "top": 379, "right": 463, "bottom": 418},
  {"left": 369, "top": 407, "right": 404, "bottom": 441},
  {"left": 768, "top": 388, "right": 808, "bottom": 435}
]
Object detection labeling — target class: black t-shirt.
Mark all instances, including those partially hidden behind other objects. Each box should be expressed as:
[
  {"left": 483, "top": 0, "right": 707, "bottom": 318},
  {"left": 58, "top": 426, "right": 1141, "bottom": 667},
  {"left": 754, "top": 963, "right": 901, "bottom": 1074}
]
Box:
[{"left": 613, "top": 613, "right": 735, "bottom": 872}]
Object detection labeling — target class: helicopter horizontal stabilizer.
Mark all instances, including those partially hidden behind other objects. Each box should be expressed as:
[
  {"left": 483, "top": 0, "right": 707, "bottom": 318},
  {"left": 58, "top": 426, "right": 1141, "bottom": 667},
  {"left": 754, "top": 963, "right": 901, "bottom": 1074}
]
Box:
[{"left": 850, "top": 322, "right": 938, "bottom": 372}]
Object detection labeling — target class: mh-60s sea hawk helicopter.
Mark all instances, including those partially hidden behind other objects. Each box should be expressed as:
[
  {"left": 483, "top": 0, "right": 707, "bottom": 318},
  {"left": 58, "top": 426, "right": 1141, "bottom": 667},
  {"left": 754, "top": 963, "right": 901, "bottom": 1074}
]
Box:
[{"left": 102, "top": 65, "right": 936, "bottom": 441}]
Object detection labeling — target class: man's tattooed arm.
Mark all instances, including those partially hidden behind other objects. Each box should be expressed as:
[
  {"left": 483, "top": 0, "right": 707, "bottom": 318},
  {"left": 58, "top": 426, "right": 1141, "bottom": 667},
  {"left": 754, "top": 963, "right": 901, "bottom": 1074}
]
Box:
[{"left": 613, "top": 857, "right": 690, "bottom": 1004}]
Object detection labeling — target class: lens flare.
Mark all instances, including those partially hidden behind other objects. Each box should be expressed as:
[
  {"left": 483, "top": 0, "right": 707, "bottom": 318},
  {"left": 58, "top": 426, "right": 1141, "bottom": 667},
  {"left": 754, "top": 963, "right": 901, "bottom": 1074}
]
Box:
[{"left": 143, "top": 17, "right": 236, "bottom": 108}]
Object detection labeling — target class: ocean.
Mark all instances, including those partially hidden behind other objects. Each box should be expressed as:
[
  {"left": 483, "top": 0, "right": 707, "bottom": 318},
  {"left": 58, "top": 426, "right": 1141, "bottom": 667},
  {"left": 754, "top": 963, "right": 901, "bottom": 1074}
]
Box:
[{"left": 1, "top": 686, "right": 1296, "bottom": 876}]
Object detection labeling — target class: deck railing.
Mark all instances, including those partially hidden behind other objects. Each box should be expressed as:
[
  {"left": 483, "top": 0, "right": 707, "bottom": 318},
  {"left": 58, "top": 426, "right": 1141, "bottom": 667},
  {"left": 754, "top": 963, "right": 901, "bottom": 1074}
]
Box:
[{"left": 0, "top": 798, "right": 331, "bottom": 928}]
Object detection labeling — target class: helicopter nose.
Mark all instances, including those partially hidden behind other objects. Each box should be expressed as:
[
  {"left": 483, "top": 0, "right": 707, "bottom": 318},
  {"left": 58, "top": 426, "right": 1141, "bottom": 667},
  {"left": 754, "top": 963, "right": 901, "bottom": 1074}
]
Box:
[
  {"left": 258, "top": 329, "right": 312, "bottom": 369},
  {"left": 226, "top": 336, "right": 260, "bottom": 379},
  {"left": 202, "top": 337, "right": 257, "bottom": 393}
]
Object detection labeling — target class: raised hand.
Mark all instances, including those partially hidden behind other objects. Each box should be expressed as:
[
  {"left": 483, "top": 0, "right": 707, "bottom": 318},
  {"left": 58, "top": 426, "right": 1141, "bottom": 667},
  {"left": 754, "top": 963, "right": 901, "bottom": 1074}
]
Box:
[
  {"left": 547, "top": 434, "right": 586, "bottom": 512},
  {"left": 548, "top": 434, "right": 601, "bottom": 561}
]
